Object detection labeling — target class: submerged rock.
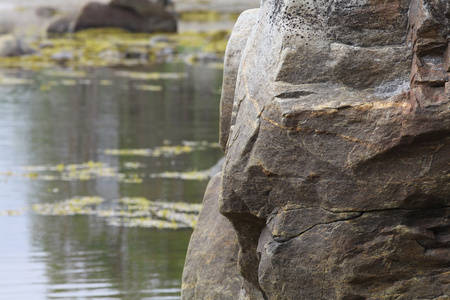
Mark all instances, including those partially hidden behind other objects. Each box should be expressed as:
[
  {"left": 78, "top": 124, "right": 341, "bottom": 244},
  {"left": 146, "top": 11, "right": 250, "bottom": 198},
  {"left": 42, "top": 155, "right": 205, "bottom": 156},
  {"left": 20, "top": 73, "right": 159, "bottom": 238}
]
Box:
[{"left": 183, "top": 0, "right": 450, "bottom": 299}]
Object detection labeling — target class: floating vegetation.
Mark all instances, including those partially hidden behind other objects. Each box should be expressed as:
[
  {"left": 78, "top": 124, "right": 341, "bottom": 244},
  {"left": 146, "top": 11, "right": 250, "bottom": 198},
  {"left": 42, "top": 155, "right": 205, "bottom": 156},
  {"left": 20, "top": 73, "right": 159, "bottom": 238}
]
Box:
[
  {"left": 32, "top": 196, "right": 201, "bottom": 229},
  {"left": 103, "top": 141, "right": 220, "bottom": 157},
  {"left": 150, "top": 170, "right": 210, "bottom": 181},
  {"left": 0, "top": 207, "right": 28, "bottom": 216},
  {"left": 42, "top": 69, "right": 88, "bottom": 78},
  {"left": 133, "top": 84, "right": 163, "bottom": 91},
  {"left": 123, "top": 162, "right": 146, "bottom": 169},
  {"left": 115, "top": 71, "right": 188, "bottom": 80},
  {"left": 33, "top": 197, "right": 104, "bottom": 216},
  {"left": 18, "top": 161, "right": 142, "bottom": 183},
  {"left": 2, "top": 159, "right": 212, "bottom": 183},
  {"left": 100, "top": 79, "right": 113, "bottom": 86},
  {"left": 0, "top": 77, "right": 34, "bottom": 85}
]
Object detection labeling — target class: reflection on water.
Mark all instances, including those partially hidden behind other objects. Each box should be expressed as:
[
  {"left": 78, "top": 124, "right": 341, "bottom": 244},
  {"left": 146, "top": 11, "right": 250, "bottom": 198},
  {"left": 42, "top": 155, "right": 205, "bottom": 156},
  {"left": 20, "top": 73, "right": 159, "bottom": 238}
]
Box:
[{"left": 0, "top": 62, "right": 223, "bottom": 299}]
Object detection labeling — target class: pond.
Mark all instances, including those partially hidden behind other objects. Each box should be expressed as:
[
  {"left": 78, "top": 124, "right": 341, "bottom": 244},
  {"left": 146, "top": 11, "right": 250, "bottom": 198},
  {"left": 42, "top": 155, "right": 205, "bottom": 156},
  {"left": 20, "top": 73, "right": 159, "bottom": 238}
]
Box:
[{"left": 0, "top": 62, "right": 224, "bottom": 299}]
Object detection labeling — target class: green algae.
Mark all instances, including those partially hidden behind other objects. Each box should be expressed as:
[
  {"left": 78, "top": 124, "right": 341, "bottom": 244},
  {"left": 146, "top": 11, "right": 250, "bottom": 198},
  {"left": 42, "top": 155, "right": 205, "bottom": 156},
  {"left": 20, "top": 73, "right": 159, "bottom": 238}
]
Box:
[
  {"left": 103, "top": 141, "right": 220, "bottom": 157},
  {"left": 31, "top": 196, "right": 201, "bottom": 229},
  {"left": 114, "top": 70, "right": 188, "bottom": 80},
  {"left": 149, "top": 170, "right": 210, "bottom": 181},
  {"left": 0, "top": 207, "right": 28, "bottom": 216},
  {"left": 179, "top": 11, "right": 240, "bottom": 23},
  {"left": 17, "top": 161, "right": 142, "bottom": 183}
]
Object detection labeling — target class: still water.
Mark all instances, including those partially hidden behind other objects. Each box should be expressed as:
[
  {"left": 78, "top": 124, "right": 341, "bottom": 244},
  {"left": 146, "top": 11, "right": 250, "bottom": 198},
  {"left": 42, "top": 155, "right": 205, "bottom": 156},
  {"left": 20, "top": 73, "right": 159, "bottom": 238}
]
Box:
[{"left": 0, "top": 62, "right": 224, "bottom": 299}]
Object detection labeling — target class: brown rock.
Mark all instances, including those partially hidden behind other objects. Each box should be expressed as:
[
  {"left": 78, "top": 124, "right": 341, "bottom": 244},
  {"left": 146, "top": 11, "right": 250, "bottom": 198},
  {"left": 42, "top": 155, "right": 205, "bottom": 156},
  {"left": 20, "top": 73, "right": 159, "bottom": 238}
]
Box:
[
  {"left": 181, "top": 173, "right": 261, "bottom": 299},
  {"left": 110, "top": 0, "right": 171, "bottom": 18}
]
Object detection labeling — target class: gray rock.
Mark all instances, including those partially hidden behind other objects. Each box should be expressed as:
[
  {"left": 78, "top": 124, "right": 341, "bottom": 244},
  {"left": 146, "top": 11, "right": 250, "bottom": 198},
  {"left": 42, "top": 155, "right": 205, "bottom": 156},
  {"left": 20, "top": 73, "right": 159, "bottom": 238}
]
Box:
[
  {"left": 219, "top": 8, "right": 259, "bottom": 150},
  {"left": 0, "top": 34, "right": 37, "bottom": 57},
  {"left": 35, "top": 6, "right": 59, "bottom": 18},
  {"left": 51, "top": 51, "right": 74, "bottom": 61},
  {"left": 47, "top": 15, "right": 76, "bottom": 35}
]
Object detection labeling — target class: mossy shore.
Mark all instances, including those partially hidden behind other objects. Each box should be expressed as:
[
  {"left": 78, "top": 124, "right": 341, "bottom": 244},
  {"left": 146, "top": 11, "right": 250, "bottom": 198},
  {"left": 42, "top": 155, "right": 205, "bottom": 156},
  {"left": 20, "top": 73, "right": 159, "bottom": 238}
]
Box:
[{"left": 0, "top": 26, "right": 231, "bottom": 70}]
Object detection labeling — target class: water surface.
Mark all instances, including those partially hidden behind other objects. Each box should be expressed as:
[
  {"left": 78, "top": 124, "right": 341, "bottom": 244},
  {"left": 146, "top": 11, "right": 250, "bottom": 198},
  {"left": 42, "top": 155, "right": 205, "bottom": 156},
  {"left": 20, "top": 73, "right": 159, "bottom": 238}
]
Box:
[{"left": 0, "top": 62, "right": 223, "bottom": 299}]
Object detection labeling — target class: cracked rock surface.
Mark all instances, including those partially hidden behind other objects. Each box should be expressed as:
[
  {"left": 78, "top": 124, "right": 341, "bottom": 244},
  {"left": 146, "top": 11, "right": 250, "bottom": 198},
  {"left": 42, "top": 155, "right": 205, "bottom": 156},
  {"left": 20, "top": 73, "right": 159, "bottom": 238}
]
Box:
[{"left": 182, "top": 0, "right": 450, "bottom": 299}]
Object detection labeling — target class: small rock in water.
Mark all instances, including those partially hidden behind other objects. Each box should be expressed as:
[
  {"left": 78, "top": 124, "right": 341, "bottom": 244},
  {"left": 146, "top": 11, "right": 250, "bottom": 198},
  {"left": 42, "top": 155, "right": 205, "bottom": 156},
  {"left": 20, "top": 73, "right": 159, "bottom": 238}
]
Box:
[{"left": 51, "top": 51, "right": 74, "bottom": 61}]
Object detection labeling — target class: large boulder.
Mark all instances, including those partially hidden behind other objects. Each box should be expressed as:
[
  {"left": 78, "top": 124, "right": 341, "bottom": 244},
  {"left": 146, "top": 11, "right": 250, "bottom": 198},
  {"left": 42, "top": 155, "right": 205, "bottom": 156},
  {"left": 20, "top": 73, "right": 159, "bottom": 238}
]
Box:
[{"left": 184, "top": 0, "right": 450, "bottom": 299}]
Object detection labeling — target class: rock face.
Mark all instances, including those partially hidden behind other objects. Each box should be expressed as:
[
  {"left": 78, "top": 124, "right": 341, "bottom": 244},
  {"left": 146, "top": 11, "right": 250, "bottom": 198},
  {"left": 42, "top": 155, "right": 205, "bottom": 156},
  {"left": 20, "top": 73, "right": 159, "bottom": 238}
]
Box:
[
  {"left": 183, "top": 0, "right": 450, "bottom": 299},
  {"left": 182, "top": 173, "right": 253, "bottom": 299}
]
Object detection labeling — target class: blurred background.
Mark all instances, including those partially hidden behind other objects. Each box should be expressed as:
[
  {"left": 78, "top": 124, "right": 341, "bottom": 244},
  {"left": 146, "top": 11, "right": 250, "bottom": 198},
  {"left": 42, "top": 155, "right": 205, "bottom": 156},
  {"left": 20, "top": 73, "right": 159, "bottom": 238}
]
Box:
[{"left": 0, "top": 0, "right": 259, "bottom": 299}]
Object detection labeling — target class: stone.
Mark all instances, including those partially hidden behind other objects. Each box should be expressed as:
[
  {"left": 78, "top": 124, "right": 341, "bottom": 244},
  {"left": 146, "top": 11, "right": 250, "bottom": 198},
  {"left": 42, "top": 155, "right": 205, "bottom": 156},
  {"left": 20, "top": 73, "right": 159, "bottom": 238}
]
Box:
[
  {"left": 181, "top": 173, "right": 245, "bottom": 299},
  {"left": 220, "top": 9, "right": 259, "bottom": 150},
  {"left": 51, "top": 51, "right": 74, "bottom": 62},
  {"left": 35, "top": 6, "right": 59, "bottom": 19},
  {"left": 184, "top": 0, "right": 450, "bottom": 299},
  {"left": 73, "top": 2, "right": 177, "bottom": 33},
  {"left": 47, "top": 15, "right": 76, "bottom": 35},
  {"left": 0, "top": 34, "right": 37, "bottom": 57},
  {"left": 110, "top": 0, "right": 171, "bottom": 18}
]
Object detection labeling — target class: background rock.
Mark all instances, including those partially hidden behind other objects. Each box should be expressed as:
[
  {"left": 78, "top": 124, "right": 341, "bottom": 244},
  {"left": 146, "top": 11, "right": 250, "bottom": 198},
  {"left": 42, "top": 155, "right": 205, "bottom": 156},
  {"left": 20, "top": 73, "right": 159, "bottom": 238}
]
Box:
[
  {"left": 73, "top": 2, "right": 177, "bottom": 33},
  {"left": 110, "top": 0, "right": 172, "bottom": 17},
  {"left": 35, "top": 6, "right": 59, "bottom": 18},
  {"left": 0, "top": 34, "right": 37, "bottom": 57},
  {"left": 47, "top": 15, "right": 75, "bottom": 35}
]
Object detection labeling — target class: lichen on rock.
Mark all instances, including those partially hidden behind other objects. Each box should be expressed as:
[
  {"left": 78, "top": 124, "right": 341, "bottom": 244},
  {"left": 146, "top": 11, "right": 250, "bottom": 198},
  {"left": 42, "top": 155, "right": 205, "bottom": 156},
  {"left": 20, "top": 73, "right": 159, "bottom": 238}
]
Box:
[{"left": 182, "top": 0, "right": 450, "bottom": 299}]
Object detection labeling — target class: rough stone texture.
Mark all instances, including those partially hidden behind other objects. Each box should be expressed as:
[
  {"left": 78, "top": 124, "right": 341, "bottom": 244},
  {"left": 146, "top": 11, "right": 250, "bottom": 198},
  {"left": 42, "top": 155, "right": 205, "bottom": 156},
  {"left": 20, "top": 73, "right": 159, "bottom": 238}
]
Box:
[
  {"left": 220, "top": 9, "right": 260, "bottom": 150},
  {"left": 202, "top": 0, "right": 449, "bottom": 299},
  {"left": 181, "top": 173, "right": 262, "bottom": 299}
]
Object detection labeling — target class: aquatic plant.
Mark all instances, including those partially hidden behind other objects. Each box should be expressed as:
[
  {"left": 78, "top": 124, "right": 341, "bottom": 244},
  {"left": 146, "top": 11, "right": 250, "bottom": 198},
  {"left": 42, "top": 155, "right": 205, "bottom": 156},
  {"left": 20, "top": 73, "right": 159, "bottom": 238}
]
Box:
[
  {"left": 103, "top": 141, "right": 220, "bottom": 157},
  {"left": 32, "top": 196, "right": 103, "bottom": 216},
  {"left": 0, "top": 207, "right": 28, "bottom": 216},
  {"left": 149, "top": 170, "right": 210, "bottom": 181},
  {"left": 31, "top": 196, "right": 201, "bottom": 229}
]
